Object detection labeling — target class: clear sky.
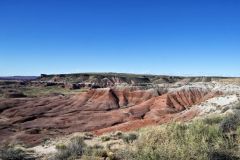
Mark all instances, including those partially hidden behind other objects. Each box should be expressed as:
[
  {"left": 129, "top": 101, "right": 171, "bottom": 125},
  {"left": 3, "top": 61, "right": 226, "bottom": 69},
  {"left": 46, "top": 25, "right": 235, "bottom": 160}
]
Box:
[{"left": 0, "top": 0, "right": 240, "bottom": 76}]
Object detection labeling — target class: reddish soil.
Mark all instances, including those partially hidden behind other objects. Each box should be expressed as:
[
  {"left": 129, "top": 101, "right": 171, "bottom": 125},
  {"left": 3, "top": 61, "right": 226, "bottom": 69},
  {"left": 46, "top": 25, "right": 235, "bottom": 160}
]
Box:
[{"left": 0, "top": 88, "right": 220, "bottom": 146}]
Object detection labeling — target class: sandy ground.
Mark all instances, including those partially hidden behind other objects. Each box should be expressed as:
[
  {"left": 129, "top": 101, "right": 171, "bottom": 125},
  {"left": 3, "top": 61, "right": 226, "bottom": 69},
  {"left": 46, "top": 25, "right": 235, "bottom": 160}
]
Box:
[
  {"left": 196, "top": 94, "right": 240, "bottom": 116},
  {"left": 31, "top": 132, "right": 126, "bottom": 158}
]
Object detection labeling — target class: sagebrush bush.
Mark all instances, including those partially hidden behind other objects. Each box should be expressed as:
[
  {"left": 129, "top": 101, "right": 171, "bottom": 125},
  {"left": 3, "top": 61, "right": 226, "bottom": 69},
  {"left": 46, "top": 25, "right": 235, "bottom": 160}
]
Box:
[
  {"left": 110, "top": 131, "right": 123, "bottom": 140},
  {"left": 84, "top": 144, "right": 107, "bottom": 157},
  {"left": 52, "top": 136, "right": 114, "bottom": 159},
  {"left": 68, "top": 136, "right": 86, "bottom": 155},
  {"left": 101, "top": 136, "right": 111, "bottom": 142},
  {"left": 52, "top": 149, "right": 71, "bottom": 160},
  {"left": 219, "top": 113, "right": 240, "bottom": 133},
  {"left": 122, "top": 133, "right": 138, "bottom": 143},
  {"left": 0, "top": 145, "right": 32, "bottom": 160},
  {"left": 55, "top": 143, "right": 67, "bottom": 150},
  {"left": 51, "top": 136, "right": 86, "bottom": 160}
]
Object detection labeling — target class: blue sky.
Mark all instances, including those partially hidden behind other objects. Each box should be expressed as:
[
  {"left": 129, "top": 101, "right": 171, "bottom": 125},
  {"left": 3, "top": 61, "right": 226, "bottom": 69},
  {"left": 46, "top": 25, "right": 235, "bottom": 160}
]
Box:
[{"left": 0, "top": 0, "right": 240, "bottom": 76}]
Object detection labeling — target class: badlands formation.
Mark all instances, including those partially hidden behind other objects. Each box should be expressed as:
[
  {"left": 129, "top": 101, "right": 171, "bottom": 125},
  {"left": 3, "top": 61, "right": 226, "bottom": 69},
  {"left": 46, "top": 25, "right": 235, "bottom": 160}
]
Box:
[{"left": 0, "top": 73, "right": 240, "bottom": 147}]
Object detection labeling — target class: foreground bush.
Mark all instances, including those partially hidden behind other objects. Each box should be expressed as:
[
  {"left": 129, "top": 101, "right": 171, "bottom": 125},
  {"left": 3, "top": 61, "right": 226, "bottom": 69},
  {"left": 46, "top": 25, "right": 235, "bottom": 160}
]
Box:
[
  {"left": 52, "top": 137, "right": 113, "bottom": 160},
  {"left": 220, "top": 114, "right": 240, "bottom": 133},
  {"left": 116, "top": 117, "right": 240, "bottom": 160},
  {"left": 51, "top": 136, "right": 86, "bottom": 160},
  {"left": 0, "top": 145, "right": 34, "bottom": 160},
  {"left": 101, "top": 136, "right": 111, "bottom": 142},
  {"left": 84, "top": 144, "right": 108, "bottom": 158},
  {"left": 121, "top": 133, "right": 138, "bottom": 144}
]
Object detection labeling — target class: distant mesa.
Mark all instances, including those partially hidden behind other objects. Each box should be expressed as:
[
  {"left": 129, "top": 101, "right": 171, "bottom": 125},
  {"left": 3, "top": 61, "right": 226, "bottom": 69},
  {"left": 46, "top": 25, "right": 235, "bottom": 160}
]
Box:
[{"left": 0, "top": 76, "right": 38, "bottom": 81}]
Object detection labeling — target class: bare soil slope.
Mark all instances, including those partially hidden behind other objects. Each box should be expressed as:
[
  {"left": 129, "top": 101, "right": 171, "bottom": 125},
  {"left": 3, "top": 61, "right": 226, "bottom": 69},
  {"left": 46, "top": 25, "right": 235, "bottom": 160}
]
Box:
[{"left": 0, "top": 87, "right": 219, "bottom": 146}]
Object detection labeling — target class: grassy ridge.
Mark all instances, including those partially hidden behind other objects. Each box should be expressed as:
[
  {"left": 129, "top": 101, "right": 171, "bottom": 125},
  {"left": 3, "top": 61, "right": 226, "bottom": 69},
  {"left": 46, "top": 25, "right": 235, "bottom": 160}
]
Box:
[
  {"left": 20, "top": 86, "right": 87, "bottom": 97},
  {"left": 0, "top": 86, "right": 87, "bottom": 98}
]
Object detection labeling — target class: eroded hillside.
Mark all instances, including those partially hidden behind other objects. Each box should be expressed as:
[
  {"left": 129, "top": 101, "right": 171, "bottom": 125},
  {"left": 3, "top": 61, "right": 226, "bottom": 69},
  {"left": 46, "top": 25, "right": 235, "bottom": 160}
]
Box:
[{"left": 0, "top": 73, "right": 240, "bottom": 148}]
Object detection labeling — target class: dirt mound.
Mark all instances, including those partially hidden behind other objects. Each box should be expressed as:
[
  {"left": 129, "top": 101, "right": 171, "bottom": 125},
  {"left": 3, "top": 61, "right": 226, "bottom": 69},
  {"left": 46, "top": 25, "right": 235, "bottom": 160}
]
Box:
[{"left": 0, "top": 88, "right": 220, "bottom": 146}]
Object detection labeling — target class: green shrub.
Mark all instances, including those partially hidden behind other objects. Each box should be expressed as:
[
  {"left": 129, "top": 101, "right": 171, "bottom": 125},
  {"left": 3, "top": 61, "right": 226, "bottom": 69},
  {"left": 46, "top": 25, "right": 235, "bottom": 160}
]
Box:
[
  {"left": 55, "top": 143, "right": 67, "bottom": 150},
  {"left": 84, "top": 144, "right": 107, "bottom": 157},
  {"left": 0, "top": 145, "right": 32, "bottom": 160},
  {"left": 122, "top": 133, "right": 138, "bottom": 143},
  {"left": 92, "top": 149, "right": 108, "bottom": 157},
  {"left": 110, "top": 131, "right": 123, "bottom": 140},
  {"left": 68, "top": 136, "right": 86, "bottom": 155},
  {"left": 101, "top": 136, "right": 111, "bottom": 142},
  {"left": 52, "top": 136, "right": 86, "bottom": 160},
  {"left": 52, "top": 149, "right": 71, "bottom": 160},
  {"left": 220, "top": 114, "right": 240, "bottom": 133}
]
